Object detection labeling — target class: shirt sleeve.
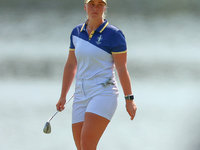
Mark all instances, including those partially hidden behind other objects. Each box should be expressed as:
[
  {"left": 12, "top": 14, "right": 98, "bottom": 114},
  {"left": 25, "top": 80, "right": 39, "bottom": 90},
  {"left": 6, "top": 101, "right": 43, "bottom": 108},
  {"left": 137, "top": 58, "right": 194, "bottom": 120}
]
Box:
[
  {"left": 111, "top": 30, "right": 127, "bottom": 54},
  {"left": 69, "top": 30, "right": 75, "bottom": 51}
]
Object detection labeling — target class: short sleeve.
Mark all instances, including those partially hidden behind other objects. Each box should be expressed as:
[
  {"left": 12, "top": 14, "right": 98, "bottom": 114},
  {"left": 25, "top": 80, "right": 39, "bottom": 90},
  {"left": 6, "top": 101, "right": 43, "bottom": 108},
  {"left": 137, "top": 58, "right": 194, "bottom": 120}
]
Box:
[
  {"left": 111, "top": 30, "right": 127, "bottom": 54},
  {"left": 69, "top": 30, "right": 75, "bottom": 51}
]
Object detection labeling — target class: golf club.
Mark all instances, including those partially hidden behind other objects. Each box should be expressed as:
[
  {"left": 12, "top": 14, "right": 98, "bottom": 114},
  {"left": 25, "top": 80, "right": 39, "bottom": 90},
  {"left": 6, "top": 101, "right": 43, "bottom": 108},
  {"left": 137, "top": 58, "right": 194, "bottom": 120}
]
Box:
[{"left": 43, "top": 95, "right": 74, "bottom": 134}]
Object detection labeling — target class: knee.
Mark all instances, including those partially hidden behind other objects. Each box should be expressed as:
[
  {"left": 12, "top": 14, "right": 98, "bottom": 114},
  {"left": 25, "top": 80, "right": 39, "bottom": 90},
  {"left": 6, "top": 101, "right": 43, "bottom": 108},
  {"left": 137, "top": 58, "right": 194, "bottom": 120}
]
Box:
[
  {"left": 81, "top": 139, "right": 91, "bottom": 150},
  {"left": 81, "top": 136, "right": 97, "bottom": 150}
]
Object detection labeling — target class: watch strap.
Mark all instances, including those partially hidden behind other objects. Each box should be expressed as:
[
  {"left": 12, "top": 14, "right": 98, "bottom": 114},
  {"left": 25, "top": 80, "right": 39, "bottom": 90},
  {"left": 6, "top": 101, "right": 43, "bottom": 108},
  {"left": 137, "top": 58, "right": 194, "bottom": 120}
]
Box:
[{"left": 125, "top": 95, "right": 134, "bottom": 100}]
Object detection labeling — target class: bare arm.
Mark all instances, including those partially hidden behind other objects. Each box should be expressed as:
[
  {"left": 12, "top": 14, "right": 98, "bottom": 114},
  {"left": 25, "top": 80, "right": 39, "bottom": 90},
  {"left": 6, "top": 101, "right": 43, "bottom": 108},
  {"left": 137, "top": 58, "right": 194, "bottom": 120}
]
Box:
[
  {"left": 112, "top": 52, "right": 137, "bottom": 120},
  {"left": 56, "top": 50, "right": 77, "bottom": 111}
]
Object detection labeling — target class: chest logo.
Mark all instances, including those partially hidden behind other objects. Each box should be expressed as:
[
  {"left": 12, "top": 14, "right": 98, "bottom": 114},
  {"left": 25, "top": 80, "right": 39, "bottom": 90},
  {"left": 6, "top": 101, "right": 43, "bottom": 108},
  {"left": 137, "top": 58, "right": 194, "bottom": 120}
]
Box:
[{"left": 96, "top": 35, "right": 103, "bottom": 45}]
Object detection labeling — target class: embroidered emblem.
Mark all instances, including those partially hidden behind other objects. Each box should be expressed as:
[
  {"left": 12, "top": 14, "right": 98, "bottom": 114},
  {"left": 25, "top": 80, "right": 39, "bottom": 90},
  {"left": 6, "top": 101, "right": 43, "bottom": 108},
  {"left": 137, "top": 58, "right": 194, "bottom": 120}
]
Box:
[{"left": 96, "top": 35, "right": 103, "bottom": 45}]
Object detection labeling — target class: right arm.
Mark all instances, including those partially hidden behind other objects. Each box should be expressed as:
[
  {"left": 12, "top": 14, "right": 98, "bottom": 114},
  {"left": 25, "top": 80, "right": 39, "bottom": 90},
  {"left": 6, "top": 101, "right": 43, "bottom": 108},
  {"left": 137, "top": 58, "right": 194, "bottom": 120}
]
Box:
[{"left": 56, "top": 50, "right": 77, "bottom": 111}]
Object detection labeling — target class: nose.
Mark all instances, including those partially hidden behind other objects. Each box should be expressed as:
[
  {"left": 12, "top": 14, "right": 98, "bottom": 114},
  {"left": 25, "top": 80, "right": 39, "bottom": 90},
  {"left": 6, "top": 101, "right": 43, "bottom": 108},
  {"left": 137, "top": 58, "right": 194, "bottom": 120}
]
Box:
[
  {"left": 93, "top": 6, "right": 97, "bottom": 11},
  {"left": 93, "top": 5, "right": 98, "bottom": 11}
]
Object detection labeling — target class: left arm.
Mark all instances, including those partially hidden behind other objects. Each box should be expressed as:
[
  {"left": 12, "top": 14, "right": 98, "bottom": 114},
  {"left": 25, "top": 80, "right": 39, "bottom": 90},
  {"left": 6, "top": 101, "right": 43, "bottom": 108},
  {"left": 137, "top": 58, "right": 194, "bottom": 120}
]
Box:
[{"left": 112, "top": 52, "right": 137, "bottom": 120}]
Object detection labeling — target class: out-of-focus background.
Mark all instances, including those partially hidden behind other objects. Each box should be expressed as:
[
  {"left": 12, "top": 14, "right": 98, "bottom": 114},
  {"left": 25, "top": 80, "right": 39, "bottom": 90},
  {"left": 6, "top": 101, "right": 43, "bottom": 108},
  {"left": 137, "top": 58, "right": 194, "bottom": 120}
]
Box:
[{"left": 0, "top": 0, "right": 200, "bottom": 150}]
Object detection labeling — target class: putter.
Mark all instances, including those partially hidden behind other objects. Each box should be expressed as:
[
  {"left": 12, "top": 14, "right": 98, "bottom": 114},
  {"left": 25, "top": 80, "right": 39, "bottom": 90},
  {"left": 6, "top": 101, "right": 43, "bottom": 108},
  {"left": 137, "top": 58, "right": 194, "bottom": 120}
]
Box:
[{"left": 43, "top": 95, "right": 74, "bottom": 134}]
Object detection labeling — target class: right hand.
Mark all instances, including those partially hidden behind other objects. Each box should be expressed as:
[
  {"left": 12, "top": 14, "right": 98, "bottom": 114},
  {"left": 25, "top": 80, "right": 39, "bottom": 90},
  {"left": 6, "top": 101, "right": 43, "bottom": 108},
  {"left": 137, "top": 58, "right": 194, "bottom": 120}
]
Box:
[{"left": 56, "top": 97, "right": 66, "bottom": 112}]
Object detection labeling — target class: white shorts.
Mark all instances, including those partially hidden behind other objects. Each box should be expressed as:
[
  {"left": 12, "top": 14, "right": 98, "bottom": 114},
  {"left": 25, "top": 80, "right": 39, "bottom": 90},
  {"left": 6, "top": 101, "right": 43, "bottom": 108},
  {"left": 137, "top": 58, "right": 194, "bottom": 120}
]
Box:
[{"left": 72, "top": 77, "right": 119, "bottom": 124}]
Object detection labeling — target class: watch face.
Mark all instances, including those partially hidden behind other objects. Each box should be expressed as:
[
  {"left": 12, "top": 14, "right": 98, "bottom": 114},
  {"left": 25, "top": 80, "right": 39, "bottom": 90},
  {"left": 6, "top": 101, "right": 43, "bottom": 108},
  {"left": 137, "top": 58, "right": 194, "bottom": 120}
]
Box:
[{"left": 125, "top": 95, "right": 134, "bottom": 100}]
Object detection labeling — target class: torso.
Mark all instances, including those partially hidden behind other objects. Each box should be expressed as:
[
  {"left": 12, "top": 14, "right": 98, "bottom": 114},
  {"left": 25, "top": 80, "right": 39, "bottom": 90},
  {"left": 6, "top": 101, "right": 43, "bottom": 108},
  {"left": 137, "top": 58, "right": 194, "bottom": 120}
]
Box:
[{"left": 69, "top": 19, "right": 127, "bottom": 79}]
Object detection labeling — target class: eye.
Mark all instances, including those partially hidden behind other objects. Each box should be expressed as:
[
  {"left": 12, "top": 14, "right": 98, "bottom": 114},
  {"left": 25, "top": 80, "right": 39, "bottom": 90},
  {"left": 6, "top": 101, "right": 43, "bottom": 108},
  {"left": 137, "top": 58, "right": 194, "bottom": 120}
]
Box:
[
  {"left": 88, "top": 2, "right": 94, "bottom": 7},
  {"left": 98, "top": 3, "right": 104, "bottom": 7}
]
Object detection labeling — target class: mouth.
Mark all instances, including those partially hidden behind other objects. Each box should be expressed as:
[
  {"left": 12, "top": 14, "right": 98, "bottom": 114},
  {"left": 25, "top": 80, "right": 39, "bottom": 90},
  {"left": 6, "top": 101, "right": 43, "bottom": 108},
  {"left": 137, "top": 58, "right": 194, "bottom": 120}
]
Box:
[{"left": 92, "top": 12, "right": 98, "bottom": 15}]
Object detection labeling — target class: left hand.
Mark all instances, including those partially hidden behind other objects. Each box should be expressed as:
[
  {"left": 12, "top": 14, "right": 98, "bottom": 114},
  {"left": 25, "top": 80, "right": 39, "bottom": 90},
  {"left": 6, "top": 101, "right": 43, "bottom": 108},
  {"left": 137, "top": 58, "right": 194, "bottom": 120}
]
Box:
[{"left": 126, "top": 100, "right": 137, "bottom": 120}]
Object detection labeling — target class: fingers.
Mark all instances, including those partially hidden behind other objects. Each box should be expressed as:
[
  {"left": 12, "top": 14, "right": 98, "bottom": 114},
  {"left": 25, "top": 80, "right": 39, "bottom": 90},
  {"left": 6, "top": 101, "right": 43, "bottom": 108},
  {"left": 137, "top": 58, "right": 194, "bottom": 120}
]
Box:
[
  {"left": 128, "top": 109, "right": 136, "bottom": 120},
  {"left": 126, "top": 100, "right": 137, "bottom": 120},
  {"left": 56, "top": 98, "right": 66, "bottom": 111},
  {"left": 131, "top": 110, "right": 136, "bottom": 120},
  {"left": 56, "top": 103, "right": 65, "bottom": 112},
  {"left": 56, "top": 103, "right": 61, "bottom": 111},
  {"left": 59, "top": 105, "right": 65, "bottom": 112},
  {"left": 129, "top": 112, "right": 134, "bottom": 120}
]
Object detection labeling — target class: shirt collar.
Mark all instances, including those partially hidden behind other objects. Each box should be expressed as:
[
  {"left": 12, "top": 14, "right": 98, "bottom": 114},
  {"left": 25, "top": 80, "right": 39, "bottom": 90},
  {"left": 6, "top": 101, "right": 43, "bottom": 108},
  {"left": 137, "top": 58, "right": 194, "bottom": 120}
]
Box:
[{"left": 80, "top": 19, "right": 109, "bottom": 33}]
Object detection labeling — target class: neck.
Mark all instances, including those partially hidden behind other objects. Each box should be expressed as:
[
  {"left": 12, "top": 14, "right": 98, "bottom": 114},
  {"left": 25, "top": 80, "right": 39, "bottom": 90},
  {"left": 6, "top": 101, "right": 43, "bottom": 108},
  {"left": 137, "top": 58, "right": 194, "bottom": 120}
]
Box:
[{"left": 87, "top": 18, "right": 104, "bottom": 31}]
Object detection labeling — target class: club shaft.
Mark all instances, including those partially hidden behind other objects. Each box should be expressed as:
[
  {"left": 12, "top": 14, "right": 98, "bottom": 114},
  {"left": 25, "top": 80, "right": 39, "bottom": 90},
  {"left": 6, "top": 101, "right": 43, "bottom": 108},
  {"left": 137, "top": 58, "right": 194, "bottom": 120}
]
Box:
[{"left": 47, "top": 95, "right": 74, "bottom": 122}]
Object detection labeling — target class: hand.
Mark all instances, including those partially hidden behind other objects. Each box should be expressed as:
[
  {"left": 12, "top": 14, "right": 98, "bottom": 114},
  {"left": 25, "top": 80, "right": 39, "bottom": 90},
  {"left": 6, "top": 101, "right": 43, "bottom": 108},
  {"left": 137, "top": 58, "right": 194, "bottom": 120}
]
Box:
[
  {"left": 56, "top": 97, "right": 66, "bottom": 112},
  {"left": 126, "top": 100, "right": 137, "bottom": 120}
]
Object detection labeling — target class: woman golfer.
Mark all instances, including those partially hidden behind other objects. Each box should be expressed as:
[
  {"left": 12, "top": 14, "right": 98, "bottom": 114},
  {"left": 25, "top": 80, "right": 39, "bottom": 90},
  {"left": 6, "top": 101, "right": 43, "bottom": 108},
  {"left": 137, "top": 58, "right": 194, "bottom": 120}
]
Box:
[{"left": 56, "top": 0, "right": 137, "bottom": 149}]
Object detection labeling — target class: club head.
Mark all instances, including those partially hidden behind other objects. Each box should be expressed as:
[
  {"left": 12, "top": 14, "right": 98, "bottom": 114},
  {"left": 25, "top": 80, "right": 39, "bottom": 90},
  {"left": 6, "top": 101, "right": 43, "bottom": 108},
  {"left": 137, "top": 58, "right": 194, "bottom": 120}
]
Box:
[{"left": 43, "top": 122, "right": 51, "bottom": 134}]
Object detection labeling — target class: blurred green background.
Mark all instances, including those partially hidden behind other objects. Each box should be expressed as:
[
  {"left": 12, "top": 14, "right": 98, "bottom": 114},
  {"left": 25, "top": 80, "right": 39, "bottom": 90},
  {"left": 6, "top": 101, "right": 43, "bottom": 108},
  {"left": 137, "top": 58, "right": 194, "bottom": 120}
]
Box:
[{"left": 1, "top": 0, "right": 200, "bottom": 14}]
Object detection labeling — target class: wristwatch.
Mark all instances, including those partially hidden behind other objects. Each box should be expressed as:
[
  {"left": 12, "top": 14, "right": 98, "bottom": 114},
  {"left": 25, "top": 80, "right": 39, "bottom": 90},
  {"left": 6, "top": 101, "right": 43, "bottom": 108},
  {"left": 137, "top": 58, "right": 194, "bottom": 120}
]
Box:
[{"left": 125, "top": 95, "right": 134, "bottom": 100}]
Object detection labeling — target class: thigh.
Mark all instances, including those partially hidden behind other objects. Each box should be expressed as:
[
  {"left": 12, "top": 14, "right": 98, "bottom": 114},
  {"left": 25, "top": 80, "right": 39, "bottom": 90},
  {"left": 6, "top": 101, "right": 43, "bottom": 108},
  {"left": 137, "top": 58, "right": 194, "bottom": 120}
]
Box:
[
  {"left": 72, "top": 122, "right": 83, "bottom": 150},
  {"left": 81, "top": 112, "right": 110, "bottom": 150}
]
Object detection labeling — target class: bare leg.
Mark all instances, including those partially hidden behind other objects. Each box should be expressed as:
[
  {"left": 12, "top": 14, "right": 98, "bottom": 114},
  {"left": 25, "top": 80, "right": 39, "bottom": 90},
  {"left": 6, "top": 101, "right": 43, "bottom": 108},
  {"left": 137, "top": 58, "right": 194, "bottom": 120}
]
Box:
[
  {"left": 81, "top": 112, "right": 110, "bottom": 150},
  {"left": 72, "top": 122, "right": 83, "bottom": 150},
  {"left": 72, "top": 112, "right": 110, "bottom": 150}
]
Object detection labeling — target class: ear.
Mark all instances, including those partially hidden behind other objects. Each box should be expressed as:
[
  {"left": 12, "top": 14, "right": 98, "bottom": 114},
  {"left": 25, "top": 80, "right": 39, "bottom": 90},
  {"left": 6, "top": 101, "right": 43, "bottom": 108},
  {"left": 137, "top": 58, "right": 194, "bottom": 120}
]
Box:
[
  {"left": 103, "top": 6, "right": 107, "bottom": 12},
  {"left": 84, "top": 4, "right": 87, "bottom": 11}
]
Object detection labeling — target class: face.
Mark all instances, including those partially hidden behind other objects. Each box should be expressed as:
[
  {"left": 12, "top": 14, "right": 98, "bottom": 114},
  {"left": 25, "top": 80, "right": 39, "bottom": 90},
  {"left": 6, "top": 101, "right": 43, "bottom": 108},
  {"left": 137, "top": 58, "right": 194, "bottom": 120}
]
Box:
[{"left": 84, "top": 0, "right": 106, "bottom": 19}]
